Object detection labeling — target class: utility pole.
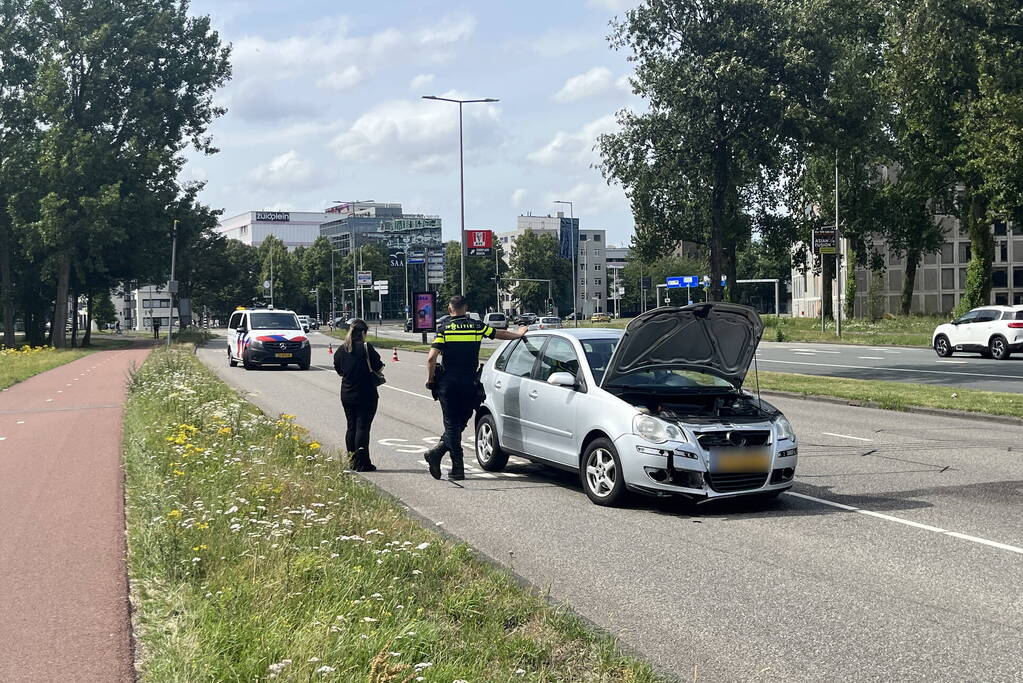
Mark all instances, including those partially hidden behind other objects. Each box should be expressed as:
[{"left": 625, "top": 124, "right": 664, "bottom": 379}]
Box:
[
  {"left": 835, "top": 148, "right": 842, "bottom": 337},
  {"left": 166, "top": 219, "right": 177, "bottom": 351},
  {"left": 269, "top": 246, "right": 274, "bottom": 309}
]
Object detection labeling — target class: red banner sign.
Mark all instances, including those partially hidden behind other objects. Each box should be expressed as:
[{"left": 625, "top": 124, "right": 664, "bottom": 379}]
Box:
[{"left": 466, "top": 229, "right": 493, "bottom": 256}]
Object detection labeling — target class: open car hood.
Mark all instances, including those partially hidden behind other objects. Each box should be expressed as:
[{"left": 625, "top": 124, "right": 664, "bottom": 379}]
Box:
[{"left": 600, "top": 302, "right": 764, "bottom": 390}]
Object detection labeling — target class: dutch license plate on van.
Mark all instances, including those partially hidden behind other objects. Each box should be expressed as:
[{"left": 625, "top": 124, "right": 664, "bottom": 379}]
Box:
[
  {"left": 275, "top": 352, "right": 293, "bottom": 358},
  {"left": 711, "top": 449, "right": 770, "bottom": 473}
]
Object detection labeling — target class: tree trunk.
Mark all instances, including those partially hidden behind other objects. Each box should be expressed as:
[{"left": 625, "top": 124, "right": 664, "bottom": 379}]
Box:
[
  {"left": 69, "top": 287, "right": 79, "bottom": 348},
  {"left": 723, "top": 239, "right": 738, "bottom": 303},
  {"left": 821, "top": 254, "right": 834, "bottom": 319},
  {"left": 959, "top": 194, "right": 992, "bottom": 313},
  {"left": 0, "top": 224, "right": 14, "bottom": 348},
  {"left": 709, "top": 146, "right": 728, "bottom": 302},
  {"left": 82, "top": 292, "right": 93, "bottom": 346},
  {"left": 53, "top": 255, "right": 71, "bottom": 348},
  {"left": 843, "top": 246, "right": 856, "bottom": 319},
  {"left": 900, "top": 250, "right": 920, "bottom": 316}
]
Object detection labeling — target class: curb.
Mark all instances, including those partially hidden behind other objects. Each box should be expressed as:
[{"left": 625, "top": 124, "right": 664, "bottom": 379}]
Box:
[{"left": 757, "top": 388, "right": 1023, "bottom": 427}]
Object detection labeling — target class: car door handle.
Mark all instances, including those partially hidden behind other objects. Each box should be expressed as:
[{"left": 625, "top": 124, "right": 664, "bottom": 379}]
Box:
[
  {"left": 528, "top": 390, "right": 539, "bottom": 399},
  {"left": 494, "top": 380, "right": 502, "bottom": 389}
]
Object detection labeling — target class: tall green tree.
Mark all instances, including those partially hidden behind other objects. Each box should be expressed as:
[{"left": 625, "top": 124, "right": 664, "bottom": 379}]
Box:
[
  {"left": 508, "top": 231, "right": 572, "bottom": 314},
  {"left": 600, "top": 0, "right": 832, "bottom": 302},
  {"left": 440, "top": 240, "right": 507, "bottom": 314},
  {"left": 28, "top": 0, "right": 230, "bottom": 346},
  {"left": 886, "top": 0, "right": 1023, "bottom": 313}
]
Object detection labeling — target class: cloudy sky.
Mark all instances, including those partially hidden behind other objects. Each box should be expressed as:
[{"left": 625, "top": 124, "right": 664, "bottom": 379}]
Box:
[{"left": 184, "top": 0, "right": 641, "bottom": 246}]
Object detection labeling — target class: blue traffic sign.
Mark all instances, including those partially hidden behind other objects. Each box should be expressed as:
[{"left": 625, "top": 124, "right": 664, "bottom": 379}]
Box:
[{"left": 666, "top": 275, "right": 699, "bottom": 288}]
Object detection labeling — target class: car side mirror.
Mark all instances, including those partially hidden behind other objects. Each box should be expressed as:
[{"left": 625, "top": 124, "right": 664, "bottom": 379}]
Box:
[{"left": 548, "top": 372, "right": 577, "bottom": 388}]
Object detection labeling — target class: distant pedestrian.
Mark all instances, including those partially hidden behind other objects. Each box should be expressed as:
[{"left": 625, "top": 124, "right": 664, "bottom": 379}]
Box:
[
  {"left": 152, "top": 319, "right": 160, "bottom": 339},
  {"left": 424, "top": 295, "right": 527, "bottom": 480},
  {"left": 333, "top": 318, "right": 384, "bottom": 472},
  {"left": 115, "top": 321, "right": 121, "bottom": 335}
]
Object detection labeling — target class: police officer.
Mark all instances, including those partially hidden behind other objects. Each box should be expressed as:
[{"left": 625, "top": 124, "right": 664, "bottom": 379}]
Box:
[{"left": 424, "top": 295, "right": 526, "bottom": 480}]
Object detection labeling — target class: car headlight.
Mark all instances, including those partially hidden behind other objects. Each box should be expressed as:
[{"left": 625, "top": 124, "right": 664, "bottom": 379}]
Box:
[
  {"left": 633, "top": 414, "right": 685, "bottom": 444},
  {"left": 249, "top": 340, "right": 264, "bottom": 349},
  {"left": 300, "top": 339, "right": 310, "bottom": 348},
  {"left": 774, "top": 416, "right": 796, "bottom": 442}
]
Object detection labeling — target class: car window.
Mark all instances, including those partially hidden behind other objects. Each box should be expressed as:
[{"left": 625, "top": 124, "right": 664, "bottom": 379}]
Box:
[
  {"left": 975, "top": 310, "right": 1000, "bottom": 323},
  {"left": 494, "top": 340, "right": 517, "bottom": 371},
  {"left": 1010, "top": 311, "right": 1023, "bottom": 321},
  {"left": 581, "top": 338, "right": 619, "bottom": 384},
  {"left": 536, "top": 337, "right": 580, "bottom": 382},
  {"left": 503, "top": 336, "right": 545, "bottom": 378},
  {"left": 955, "top": 311, "right": 979, "bottom": 324},
  {"left": 541, "top": 317, "right": 560, "bottom": 325},
  {"left": 249, "top": 312, "right": 301, "bottom": 330},
  {"left": 228, "top": 312, "right": 242, "bottom": 329}
]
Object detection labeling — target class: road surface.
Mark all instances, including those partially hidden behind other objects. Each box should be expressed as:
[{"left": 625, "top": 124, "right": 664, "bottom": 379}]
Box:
[{"left": 197, "top": 332, "right": 1023, "bottom": 682}]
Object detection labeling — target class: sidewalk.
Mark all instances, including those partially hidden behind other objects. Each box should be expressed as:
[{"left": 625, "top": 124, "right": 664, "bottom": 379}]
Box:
[{"left": 0, "top": 345, "right": 151, "bottom": 682}]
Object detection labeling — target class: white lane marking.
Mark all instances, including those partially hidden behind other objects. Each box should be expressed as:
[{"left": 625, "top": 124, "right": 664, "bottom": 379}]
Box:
[
  {"left": 821, "top": 432, "right": 872, "bottom": 442},
  {"left": 858, "top": 356, "right": 884, "bottom": 360},
  {"left": 935, "top": 360, "right": 968, "bottom": 364},
  {"left": 382, "top": 385, "right": 433, "bottom": 401},
  {"left": 793, "top": 352, "right": 816, "bottom": 356},
  {"left": 791, "top": 349, "right": 841, "bottom": 354},
  {"left": 756, "top": 357, "right": 1023, "bottom": 380},
  {"left": 787, "top": 492, "right": 1023, "bottom": 555},
  {"left": 16, "top": 421, "right": 24, "bottom": 424}
]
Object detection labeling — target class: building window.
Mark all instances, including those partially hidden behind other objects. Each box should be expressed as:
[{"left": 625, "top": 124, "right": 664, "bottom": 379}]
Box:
[
  {"left": 594, "top": 264, "right": 602, "bottom": 271},
  {"left": 580, "top": 278, "right": 586, "bottom": 286},
  {"left": 941, "top": 268, "right": 955, "bottom": 289},
  {"left": 993, "top": 268, "right": 1008, "bottom": 288},
  {"left": 995, "top": 292, "right": 1009, "bottom": 305},
  {"left": 889, "top": 251, "right": 902, "bottom": 266},
  {"left": 593, "top": 234, "right": 602, "bottom": 242},
  {"left": 579, "top": 234, "right": 588, "bottom": 241},
  {"left": 595, "top": 292, "right": 602, "bottom": 299},
  {"left": 594, "top": 248, "right": 601, "bottom": 256},
  {"left": 994, "top": 220, "right": 1008, "bottom": 236},
  {"left": 959, "top": 243, "right": 971, "bottom": 263},
  {"left": 998, "top": 241, "right": 1008, "bottom": 262},
  {"left": 1014, "top": 267, "right": 1023, "bottom": 288},
  {"left": 940, "top": 243, "right": 954, "bottom": 264},
  {"left": 594, "top": 278, "right": 602, "bottom": 286},
  {"left": 959, "top": 268, "right": 967, "bottom": 288}
]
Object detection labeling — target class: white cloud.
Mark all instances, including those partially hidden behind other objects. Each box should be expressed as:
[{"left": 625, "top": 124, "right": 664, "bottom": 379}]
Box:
[
  {"left": 330, "top": 92, "right": 502, "bottom": 171},
  {"left": 615, "top": 73, "right": 633, "bottom": 93},
  {"left": 410, "top": 73, "right": 435, "bottom": 91},
  {"left": 515, "top": 29, "right": 596, "bottom": 58},
  {"left": 527, "top": 115, "right": 618, "bottom": 167},
  {"left": 510, "top": 188, "right": 528, "bottom": 207},
  {"left": 249, "top": 150, "right": 316, "bottom": 189},
  {"left": 554, "top": 67, "right": 615, "bottom": 103},
  {"left": 544, "top": 180, "right": 629, "bottom": 215},
  {"left": 317, "top": 65, "right": 364, "bottom": 91},
  {"left": 587, "top": 0, "right": 641, "bottom": 11},
  {"left": 418, "top": 13, "right": 477, "bottom": 46}
]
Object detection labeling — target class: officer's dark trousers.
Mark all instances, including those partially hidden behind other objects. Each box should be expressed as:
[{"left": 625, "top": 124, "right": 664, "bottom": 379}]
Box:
[{"left": 436, "top": 375, "right": 476, "bottom": 471}]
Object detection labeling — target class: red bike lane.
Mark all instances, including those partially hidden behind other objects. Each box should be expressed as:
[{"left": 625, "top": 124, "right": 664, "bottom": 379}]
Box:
[{"left": 0, "top": 346, "right": 150, "bottom": 682}]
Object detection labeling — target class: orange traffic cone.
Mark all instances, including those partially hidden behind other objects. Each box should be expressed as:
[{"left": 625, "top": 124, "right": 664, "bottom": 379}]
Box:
[
  {"left": 328, "top": 343, "right": 333, "bottom": 355},
  {"left": 391, "top": 347, "right": 399, "bottom": 362}
]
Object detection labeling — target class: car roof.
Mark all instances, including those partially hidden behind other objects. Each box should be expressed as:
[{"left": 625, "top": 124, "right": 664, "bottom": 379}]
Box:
[
  {"left": 543, "top": 327, "right": 623, "bottom": 341},
  {"left": 242, "top": 308, "right": 298, "bottom": 314},
  {"left": 971, "top": 305, "right": 1022, "bottom": 311}
]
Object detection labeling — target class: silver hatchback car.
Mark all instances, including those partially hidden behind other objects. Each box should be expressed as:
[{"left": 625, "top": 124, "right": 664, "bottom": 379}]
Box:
[{"left": 474, "top": 302, "right": 798, "bottom": 506}]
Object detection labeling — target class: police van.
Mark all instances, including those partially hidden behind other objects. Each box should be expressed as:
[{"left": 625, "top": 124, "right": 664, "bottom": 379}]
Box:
[{"left": 226, "top": 308, "right": 311, "bottom": 370}]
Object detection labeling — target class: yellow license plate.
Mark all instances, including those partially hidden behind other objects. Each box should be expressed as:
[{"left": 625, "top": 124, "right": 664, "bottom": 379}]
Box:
[
  {"left": 275, "top": 352, "right": 293, "bottom": 358},
  {"left": 711, "top": 449, "right": 770, "bottom": 473}
]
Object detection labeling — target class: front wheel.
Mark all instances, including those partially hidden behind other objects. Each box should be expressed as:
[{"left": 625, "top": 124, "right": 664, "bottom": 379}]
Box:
[
  {"left": 297, "top": 360, "right": 310, "bottom": 370},
  {"left": 934, "top": 335, "right": 953, "bottom": 358},
  {"left": 581, "top": 438, "right": 628, "bottom": 506},
  {"left": 242, "top": 350, "right": 256, "bottom": 370},
  {"left": 990, "top": 335, "right": 1011, "bottom": 361},
  {"left": 475, "top": 414, "right": 508, "bottom": 471},
  {"left": 228, "top": 348, "right": 238, "bottom": 367}
]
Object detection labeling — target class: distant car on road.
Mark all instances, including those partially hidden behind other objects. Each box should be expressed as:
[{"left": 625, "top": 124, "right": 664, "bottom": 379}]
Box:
[
  {"left": 475, "top": 302, "right": 797, "bottom": 506},
  {"left": 297, "top": 315, "right": 311, "bottom": 332},
  {"left": 528, "top": 316, "right": 562, "bottom": 331},
  {"left": 514, "top": 313, "right": 538, "bottom": 326},
  {"left": 933, "top": 305, "right": 1023, "bottom": 360},
  {"left": 484, "top": 312, "right": 509, "bottom": 330},
  {"left": 563, "top": 311, "right": 585, "bottom": 321},
  {"left": 590, "top": 312, "right": 612, "bottom": 324}
]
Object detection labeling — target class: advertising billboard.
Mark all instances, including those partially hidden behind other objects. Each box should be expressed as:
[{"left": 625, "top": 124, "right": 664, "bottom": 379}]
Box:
[
  {"left": 413, "top": 291, "right": 437, "bottom": 333},
  {"left": 466, "top": 229, "right": 493, "bottom": 256}
]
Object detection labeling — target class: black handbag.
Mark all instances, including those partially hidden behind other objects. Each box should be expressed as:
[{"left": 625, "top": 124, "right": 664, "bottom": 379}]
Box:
[{"left": 365, "top": 343, "right": 386, "bottom": 386}]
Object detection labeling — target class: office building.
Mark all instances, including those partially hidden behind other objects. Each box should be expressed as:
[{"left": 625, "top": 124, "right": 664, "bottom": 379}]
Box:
[
  {"left": 217, "top": 210, "right": 336, "bottom": 249},
  {"left": 790, "top": 217, "right": 1020, "bottom": 317},
  {"left": 114, "top": 283, "right": 182, "bottom": 332},
  {"left": 497, "top": 213, "right": 608, "bottom": 316}
]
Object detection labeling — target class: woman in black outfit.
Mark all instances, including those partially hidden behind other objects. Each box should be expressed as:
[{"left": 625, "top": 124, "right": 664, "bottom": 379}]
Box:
[{"left": 333, "top": 319, "right": 384, "bottom": 471}]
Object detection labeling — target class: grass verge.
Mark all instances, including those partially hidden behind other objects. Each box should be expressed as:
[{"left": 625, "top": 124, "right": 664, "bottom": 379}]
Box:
[
  {"left": 0, "top": 338, "right": 132, "bottom": 390},
  {"left": 123, "top": 349, "right": 664, "bottom": 682},
  {"left": 757, "top": 370, "right": 1023, "bottom": 418}
]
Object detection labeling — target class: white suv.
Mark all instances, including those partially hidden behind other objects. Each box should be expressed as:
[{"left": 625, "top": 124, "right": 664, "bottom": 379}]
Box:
[{"left": 932, "top": 305, "right": 1023, "bottom": 360}]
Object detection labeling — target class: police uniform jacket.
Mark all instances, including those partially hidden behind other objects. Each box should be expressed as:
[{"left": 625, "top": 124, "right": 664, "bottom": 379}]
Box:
[{"left": 432, "top": 315, "right": 496, "bottom": 379}]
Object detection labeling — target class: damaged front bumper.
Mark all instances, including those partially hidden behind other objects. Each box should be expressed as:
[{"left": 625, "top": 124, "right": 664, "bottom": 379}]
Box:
[{"left": 613, "top": 432, "right": 798, "bottom": 501}]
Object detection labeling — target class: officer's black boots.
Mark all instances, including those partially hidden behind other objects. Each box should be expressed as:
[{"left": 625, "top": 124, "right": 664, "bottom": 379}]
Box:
[
  {"left": 424, "top": 446, "right": 443, "bottom": 479},
  {"left": 448, "top": 462, "right": 465, "bottom": 480}
]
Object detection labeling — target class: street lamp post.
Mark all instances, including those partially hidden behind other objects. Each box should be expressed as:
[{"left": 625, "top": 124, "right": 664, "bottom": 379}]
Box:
[
  {"left": 422, "top": 95, "right": 499, "bottom": 296},
  {"left": 553, "top": 200, "right": 576, "bottom": 326}
]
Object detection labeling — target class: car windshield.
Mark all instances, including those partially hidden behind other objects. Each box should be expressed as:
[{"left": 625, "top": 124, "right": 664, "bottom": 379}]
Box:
[
  {"left": 541, "top": 318, "right": 559, "bottom": 324},
  {"left": 581, "top": 338, "right": 619, "bottom": 384},
  {"left": 489, "top": 314, "right": 506, "bottom": 321},
  {"left": 249, "top": 313, "right": 301, "bottom": 330}
]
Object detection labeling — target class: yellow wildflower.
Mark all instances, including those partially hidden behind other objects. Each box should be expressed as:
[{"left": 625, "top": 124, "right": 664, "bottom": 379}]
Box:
[
  {"left": 193, "top": 522, "right": 209, "bottom": 530},
  {"left": 217, "top": 426, "right": 232, "bottom": 435},
  {"left": 191, "top": 544, "right": 208, "bottom": 552},
  {"left": 173, "top": 469, "right": 185, "bottom": 477},
  {"left": 308, "top": 442, "right": 321, "bottom": 451},
  {"left": 167, "top": 509, "right": 182, "bottom": 519}
]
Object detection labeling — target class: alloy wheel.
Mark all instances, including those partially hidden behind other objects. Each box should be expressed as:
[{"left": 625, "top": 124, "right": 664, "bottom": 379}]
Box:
[
  {"left": 585, "top": 448, "right": 617, "bottom": 498},
  {"left": 992, "top": 338, "right": 1007, "bottom": 360},
  {"left": 477, "top": 422, "right": 494, "bottom": 463},
  {"left": 935, "top": 337, "right": 950, "bottom": 356}
]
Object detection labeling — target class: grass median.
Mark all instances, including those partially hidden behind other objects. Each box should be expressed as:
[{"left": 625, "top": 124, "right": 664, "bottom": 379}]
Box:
[
  {"left": 123, "top": 349, "right": 663, "bottom": 682},
  {"left": 0, "top": 338, "right": 132, "bottom": 390},
  {"left": 756, "top": 370, "right": 1023, "bottom": 418}
]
